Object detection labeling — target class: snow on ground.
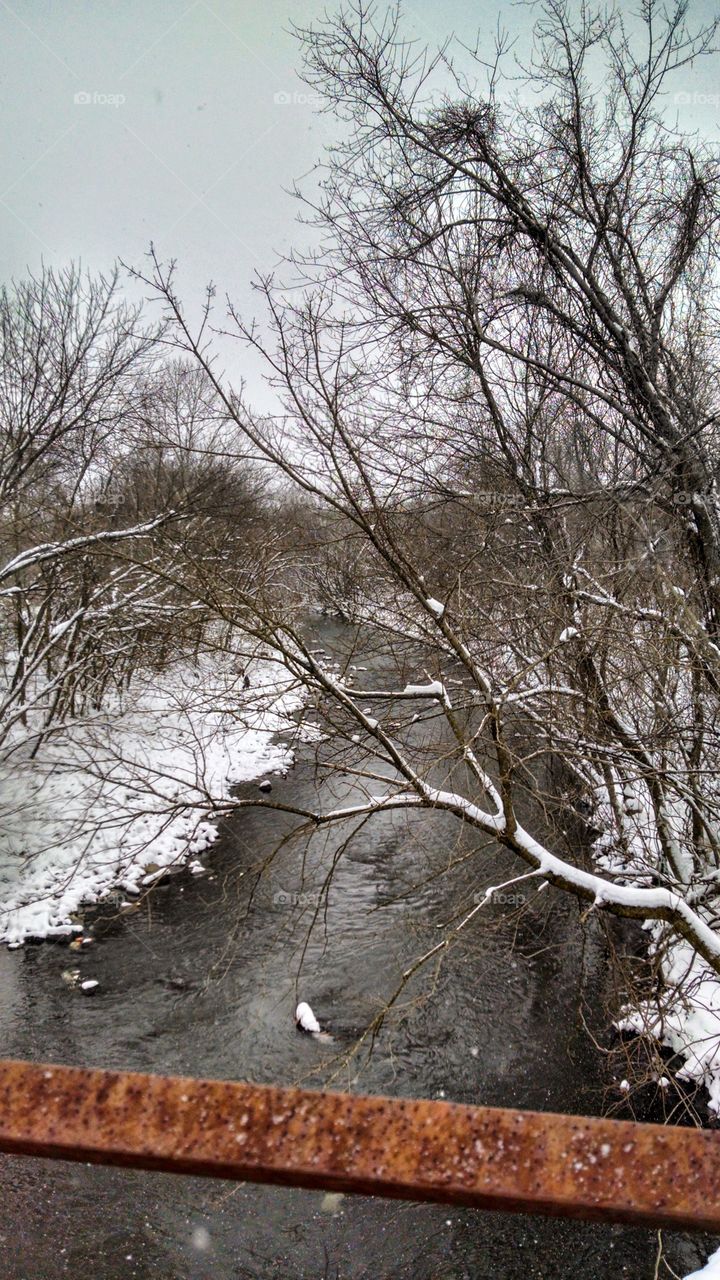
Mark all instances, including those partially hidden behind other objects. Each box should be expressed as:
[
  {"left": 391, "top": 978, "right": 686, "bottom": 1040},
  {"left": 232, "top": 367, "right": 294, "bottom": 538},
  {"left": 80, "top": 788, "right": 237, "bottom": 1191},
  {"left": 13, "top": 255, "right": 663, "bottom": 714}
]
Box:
[
  {"left": 0, "top": 650, "right": 304, "bottom": 944},
  {"left": 593, "top": 782, "right": 720, "bottom": 1112},
  {"left": 617, "top": 934, "right": 720, "bottom": 1115}
]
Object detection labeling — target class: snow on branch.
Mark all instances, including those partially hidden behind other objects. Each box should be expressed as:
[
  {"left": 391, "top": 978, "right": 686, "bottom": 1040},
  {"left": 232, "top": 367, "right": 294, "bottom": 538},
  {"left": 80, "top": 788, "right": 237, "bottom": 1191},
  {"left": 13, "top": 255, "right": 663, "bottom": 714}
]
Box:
[
  {"left": 276, "top": 777, "right": 720, "bottom": 971},
  {"left": 332, "top": 680, "right": 446, "bottom": 700},
  {"left": 327, "top": 781, "right": 720, "bottom": 975},
  {"left": 0, "top": 513, "right": 179, "bottom": 588}
]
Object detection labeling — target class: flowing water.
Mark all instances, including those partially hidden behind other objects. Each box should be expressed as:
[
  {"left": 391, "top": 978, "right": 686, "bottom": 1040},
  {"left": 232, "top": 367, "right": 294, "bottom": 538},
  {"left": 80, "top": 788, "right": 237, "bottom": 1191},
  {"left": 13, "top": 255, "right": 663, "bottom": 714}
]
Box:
[{"left": 0, "top": 619, "right": 714, "bottom": 1278}]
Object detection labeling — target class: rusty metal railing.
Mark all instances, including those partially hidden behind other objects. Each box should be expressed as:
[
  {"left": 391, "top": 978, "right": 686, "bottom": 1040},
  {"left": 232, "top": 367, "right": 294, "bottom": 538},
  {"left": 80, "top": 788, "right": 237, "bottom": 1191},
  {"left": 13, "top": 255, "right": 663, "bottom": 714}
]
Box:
[{"left": 0, "top": 1058, "right": 718, "bottom": 1230}]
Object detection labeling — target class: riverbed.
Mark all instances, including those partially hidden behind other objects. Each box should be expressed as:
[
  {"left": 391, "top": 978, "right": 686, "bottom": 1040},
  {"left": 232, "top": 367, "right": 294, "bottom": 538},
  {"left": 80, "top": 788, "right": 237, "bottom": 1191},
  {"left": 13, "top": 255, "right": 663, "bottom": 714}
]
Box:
[{"left": 0, "top": 619, "right": 714, "bottom": 1278}]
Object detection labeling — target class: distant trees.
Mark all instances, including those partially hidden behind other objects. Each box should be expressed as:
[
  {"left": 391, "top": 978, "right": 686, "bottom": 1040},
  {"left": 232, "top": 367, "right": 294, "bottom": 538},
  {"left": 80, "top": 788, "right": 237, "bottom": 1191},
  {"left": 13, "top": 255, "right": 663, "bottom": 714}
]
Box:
[
  {"left": 0, "top": 266, "right": 168, "bottom": 746},
  {"left": 0, "top": 264, "right": 151, "bottom": 512},
  {"left": 0, "top": 266, "right": 274, "bottom": 757},
  {"left": 143, "top": 0, "right": 720, "bottom": 1014}
]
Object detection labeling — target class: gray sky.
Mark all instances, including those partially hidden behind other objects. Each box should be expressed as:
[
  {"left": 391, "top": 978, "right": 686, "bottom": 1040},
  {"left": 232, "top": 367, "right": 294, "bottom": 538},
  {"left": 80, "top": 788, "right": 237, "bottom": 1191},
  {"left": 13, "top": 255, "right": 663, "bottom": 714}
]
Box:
[{"left": 1, "top": 0, "right": 719, "bottom": 406}]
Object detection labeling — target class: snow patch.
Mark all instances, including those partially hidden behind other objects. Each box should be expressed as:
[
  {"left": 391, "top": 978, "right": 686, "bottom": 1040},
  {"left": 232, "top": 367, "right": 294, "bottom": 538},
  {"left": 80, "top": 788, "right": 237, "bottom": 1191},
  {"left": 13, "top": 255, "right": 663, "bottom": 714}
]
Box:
[{"left": 0, "top": 650, "right": 303, "bottom": 943}]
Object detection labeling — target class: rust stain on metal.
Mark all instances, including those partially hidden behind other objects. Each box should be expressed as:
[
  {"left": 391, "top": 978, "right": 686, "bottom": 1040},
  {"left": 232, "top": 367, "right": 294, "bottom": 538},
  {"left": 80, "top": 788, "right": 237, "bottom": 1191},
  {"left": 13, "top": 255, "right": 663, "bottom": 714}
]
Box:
[{"left": 0, "top": 1058, "right": 718, "bottom": 1230}]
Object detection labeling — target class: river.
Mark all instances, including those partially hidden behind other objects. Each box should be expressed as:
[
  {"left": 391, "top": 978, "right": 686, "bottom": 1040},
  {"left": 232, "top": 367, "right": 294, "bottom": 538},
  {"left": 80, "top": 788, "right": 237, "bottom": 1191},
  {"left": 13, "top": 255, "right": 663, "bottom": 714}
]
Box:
[{"left": 0, "top": 619, "right": 715, "bottom": 1278}]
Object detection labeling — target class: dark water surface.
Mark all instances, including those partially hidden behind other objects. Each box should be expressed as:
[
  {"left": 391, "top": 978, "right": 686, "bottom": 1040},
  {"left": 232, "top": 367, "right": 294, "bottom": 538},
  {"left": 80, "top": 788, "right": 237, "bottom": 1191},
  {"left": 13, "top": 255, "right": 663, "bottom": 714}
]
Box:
[{"left": 0, "top": 619, "right": 715, "bottom": 1278}]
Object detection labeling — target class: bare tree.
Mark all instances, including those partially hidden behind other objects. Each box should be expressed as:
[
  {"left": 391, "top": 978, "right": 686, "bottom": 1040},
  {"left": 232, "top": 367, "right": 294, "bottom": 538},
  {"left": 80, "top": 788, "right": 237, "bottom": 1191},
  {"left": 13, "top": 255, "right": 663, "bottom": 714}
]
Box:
[
  {"left": 0, "top": 272, "right": 270, "bottom": 756},
  {"left": 0, "top": 266, "right": 182, "bottom": 745},
  {"left": 135, "top": 0, "right": 720, "bottom": 1100},
  {"left": 0, "top": 267, "right": 311, "bottom": 956}
]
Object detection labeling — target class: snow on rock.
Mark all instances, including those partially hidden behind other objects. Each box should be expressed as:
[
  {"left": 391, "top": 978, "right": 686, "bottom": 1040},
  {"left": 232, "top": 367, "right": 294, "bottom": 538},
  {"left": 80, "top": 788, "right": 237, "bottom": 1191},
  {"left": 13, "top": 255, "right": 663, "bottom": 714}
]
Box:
[
  {"left": 0, "top": 650, "right": 303, "bottom": 944},
  {"left": 295, "top": 1001, "right": 321, "bottom": 1033}
]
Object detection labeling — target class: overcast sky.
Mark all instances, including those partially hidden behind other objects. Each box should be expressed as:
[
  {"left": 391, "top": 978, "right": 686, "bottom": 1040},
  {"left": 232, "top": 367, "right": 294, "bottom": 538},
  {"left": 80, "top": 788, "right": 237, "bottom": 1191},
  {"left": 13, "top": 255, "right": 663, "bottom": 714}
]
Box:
[{"left": 2, "top": 0, "right": 719, "bottom": 406}]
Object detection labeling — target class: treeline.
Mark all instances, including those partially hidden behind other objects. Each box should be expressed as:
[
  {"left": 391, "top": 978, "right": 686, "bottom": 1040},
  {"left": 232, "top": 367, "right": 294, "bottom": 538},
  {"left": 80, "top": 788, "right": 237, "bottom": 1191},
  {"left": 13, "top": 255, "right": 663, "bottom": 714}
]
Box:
[{"left": 0, "top": 265, "right": 307, "bottom": 757}]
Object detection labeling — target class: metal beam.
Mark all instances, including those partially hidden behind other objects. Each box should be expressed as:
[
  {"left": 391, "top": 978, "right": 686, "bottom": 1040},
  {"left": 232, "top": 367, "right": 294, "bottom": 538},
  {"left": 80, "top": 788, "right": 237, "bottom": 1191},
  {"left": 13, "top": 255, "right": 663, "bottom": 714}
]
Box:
[{"left": 0, "top": 1058, "right": 717, "bottom": 1230}]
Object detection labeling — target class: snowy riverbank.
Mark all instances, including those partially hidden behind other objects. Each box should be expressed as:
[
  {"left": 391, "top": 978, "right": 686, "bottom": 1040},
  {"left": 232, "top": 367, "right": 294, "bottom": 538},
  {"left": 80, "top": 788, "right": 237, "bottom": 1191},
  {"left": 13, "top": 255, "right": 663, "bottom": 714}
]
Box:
[
  {"left": 0, "top": 650, "right": 304, "bottom": 944},
  {"left": 591, "top": 786, "right": 720, "bottom": 1116}
]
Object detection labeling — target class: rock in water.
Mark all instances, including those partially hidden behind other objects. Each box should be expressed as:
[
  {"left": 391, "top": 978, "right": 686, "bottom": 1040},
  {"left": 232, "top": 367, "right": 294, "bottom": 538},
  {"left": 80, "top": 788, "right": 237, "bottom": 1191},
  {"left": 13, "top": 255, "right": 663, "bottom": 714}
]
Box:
[
  {"left": 320, "top": 1192, "right": 345, "bottom": 1214},
  {"left": 295, "top": 1001, "right": 321, "bottom": 1033},
  {"left": 258, "top": 780, "right": 272, "bottom": 793}
]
